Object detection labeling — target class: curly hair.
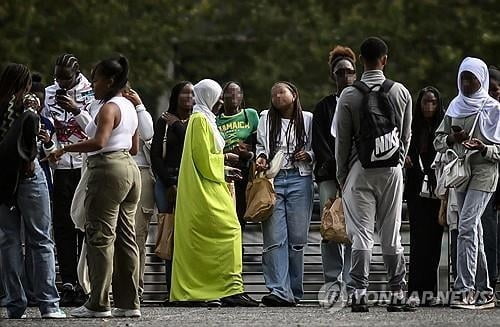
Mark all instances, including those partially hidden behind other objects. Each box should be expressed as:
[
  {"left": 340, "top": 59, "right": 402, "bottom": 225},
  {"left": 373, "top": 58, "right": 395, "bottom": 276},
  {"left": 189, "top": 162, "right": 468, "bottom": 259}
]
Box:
[{"left": 328, "top": 45, "right": 356, "bottom": 72}]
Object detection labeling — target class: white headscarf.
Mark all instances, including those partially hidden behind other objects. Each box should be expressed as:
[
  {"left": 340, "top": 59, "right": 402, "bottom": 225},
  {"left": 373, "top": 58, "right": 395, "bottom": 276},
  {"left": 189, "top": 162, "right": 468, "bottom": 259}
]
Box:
[
  {"left": 193, "top": 79, "right": 225, "bottom": 151},
  {"left": 446, "top": 57, "right": 500, "bottom": 143}
]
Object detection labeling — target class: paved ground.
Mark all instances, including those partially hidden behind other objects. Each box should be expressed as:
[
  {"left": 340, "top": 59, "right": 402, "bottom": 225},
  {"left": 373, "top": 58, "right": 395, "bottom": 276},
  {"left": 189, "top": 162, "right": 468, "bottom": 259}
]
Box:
[{"left": 2, "top": 306, "right": 500, "bottom": 326}]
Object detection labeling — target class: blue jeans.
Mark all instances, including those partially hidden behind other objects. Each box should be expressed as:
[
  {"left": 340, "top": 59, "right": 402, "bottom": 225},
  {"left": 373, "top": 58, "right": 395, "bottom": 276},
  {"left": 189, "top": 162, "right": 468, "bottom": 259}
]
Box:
[
  {"left": 262, "top": 169, "right": 313, "bottom": 303},
  {"left": 0, "top": 160, "right": 60, "bottom": 318},
  {"left": 318, "top": 180, "right": 354, "bottom": 295},
  {"left": 454, "top": 189, "right": 493, "bottom": 294},
  {"left": 154, "top": 177, "right": 171, "bottom": 213}
]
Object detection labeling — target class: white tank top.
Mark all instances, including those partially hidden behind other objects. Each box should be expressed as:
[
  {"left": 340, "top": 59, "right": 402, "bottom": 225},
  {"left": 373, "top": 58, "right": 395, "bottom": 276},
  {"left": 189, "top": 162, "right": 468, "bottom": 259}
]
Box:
[{"left": 85, "top": 96, "right": 138, "bottom": 156}]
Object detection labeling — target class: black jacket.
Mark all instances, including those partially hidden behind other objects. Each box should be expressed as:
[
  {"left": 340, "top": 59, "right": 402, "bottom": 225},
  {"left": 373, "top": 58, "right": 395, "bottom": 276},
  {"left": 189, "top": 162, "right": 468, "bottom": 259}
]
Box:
[
  {"left": 312, "top": 95, "right": 338, "bottom": 183},
  {"left": 404, "top": 125, "right": 437, "bottom": 200},
  {"left": 0, "top": 109, "right": 39, "bottom": 205},
  {"left": 150, "top": 117, "right": 188, "bottom": 188}
]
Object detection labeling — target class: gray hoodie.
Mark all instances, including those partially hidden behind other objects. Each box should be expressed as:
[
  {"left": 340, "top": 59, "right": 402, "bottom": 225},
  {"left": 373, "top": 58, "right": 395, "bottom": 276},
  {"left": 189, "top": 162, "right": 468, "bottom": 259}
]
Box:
[{"left": 335, "top": 70, "right": 412, "bottom": 184}]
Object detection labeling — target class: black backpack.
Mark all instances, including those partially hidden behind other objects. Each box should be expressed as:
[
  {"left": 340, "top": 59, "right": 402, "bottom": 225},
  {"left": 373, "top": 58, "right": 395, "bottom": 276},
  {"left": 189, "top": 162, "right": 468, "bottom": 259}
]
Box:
[{"left": 352, "top": 79, "right": 401, "bottom": 168}]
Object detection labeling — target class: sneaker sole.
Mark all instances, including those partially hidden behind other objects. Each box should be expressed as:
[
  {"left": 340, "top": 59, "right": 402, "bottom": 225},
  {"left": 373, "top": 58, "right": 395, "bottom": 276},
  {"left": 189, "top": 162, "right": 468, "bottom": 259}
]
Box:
[
  {"left": 476, "top": 302, "right": 496, "bottom": 310},
  {"left": 71, "top": 311, "right": 112, "bottom": 318},
  {"left": 112, "top": 313, "right": 141, "bottom": 318},
  {"left": 451, "top": 304, "right": 476, "bottom": 310},
  {"left": 112, "top": 310, "right": 141, "bottom": 318}
]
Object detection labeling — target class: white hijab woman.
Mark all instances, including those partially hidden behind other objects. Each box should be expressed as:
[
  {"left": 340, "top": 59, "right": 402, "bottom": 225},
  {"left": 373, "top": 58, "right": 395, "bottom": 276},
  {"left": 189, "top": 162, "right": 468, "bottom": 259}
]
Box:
[{"left": 446, "top": 57, "right": 500, "bottom": 152}]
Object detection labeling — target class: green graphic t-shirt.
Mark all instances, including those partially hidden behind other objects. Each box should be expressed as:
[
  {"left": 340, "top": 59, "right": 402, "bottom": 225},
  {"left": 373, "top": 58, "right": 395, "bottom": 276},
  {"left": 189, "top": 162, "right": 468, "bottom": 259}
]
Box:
[{"left": 216, "top": 108, "right": 259, "bottom": 152}]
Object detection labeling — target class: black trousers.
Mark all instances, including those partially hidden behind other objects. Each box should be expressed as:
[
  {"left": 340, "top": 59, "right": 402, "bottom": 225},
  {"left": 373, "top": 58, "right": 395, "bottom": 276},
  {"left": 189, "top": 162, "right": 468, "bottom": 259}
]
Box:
[
  {"left": 234, "top": 178, "right": 248, "bottom": 230},
  {"left": 407, "top": 195, "right": 444, "bottom": 301},
  {"left": 53, "top": 169, "right": 85, "bottom": 286},
  {"left": 481, "top": 197, "right": 499, "bottom": 287}
]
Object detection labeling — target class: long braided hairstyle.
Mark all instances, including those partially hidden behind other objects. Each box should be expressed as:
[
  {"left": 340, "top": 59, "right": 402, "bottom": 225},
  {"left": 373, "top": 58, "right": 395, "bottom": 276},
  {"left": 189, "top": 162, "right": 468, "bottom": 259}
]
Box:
[
  {"left": 0, "top": 63, "right": 31, "bottom": 142},
  {"left": 268, "top": 81, "right": 305, "bottom": 161},
  {"left": 55, "top": 53, "right": 80, "bottom": 75}
]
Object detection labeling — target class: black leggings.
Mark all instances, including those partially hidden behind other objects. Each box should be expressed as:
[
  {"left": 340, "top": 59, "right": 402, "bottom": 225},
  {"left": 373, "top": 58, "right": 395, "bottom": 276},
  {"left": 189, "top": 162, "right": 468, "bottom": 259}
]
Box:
[
  {"left": 53, "top": 169, "right": 85, "bottom": 286},
  {"left": 407, "top": 195, "right": 443, "bottom": 301}
]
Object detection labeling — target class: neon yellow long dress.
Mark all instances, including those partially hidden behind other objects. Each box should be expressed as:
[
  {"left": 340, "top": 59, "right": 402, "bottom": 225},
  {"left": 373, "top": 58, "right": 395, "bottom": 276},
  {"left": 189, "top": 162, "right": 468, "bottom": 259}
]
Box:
[{"left": 170, "top": 112, "right": 244, "bottom": 301}]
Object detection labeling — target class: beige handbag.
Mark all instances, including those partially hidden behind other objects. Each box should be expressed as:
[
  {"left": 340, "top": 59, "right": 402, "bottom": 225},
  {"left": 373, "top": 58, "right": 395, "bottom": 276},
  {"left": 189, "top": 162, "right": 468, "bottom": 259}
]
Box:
[
  {"left": 443, "top": 149, "right": 472, "bottom": 189},
  {"left": 244, "top": 163, "right": 276, "bottom": 222},
  {"left": 155, "top": 212, "right": 175, "bottom": 260},
  {"left": 155, "top": 185, "right": 176, "bottom": 260},
  {"left": 320, "top": 197, "right": 350, "bottom": 244}
]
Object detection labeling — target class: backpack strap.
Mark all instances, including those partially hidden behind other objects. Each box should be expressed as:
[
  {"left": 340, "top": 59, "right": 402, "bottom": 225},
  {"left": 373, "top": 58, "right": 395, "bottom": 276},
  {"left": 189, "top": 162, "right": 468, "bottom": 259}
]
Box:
[
  {"left": 352, "top": 80, "right": 371, "bottom": 94},
  {"left": 381, "top": 79, "right": 395, "bottom": 93}
]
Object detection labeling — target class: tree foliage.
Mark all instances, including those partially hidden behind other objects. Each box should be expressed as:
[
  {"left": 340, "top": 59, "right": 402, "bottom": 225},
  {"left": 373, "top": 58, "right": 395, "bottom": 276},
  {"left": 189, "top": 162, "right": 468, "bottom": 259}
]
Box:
[{"left": 1, "top": 0, "right": 498, "bottom": 116}]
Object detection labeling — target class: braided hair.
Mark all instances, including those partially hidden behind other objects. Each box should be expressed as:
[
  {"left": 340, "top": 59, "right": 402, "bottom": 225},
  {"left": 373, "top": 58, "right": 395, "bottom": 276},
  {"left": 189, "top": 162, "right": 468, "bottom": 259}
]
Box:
[
  {"left": 55, "top": 53, "right": 80, "bottom": 73},
  {"left": 92, "top": 55, "right": 129, "bottom": 102},
  {"left": 268, "top": 81, "right": 305, "bottom": 160},
  {"left": 0, "top": 63, "right": 31, "bottom": 142}
]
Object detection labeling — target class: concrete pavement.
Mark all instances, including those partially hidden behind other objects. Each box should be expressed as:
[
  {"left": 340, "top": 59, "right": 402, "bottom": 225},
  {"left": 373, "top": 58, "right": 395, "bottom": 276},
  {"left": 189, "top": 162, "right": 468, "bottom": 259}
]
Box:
[{"left": 2, "top": 306, "right": 500, "bottom": 327}]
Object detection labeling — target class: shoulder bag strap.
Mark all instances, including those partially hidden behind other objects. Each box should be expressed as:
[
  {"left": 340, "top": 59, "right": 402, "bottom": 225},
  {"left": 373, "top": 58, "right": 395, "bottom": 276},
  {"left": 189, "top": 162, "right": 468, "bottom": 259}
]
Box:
[
  {"left": 162, "top": 124, "right": 169, "bottom": 160},
  {"left": 468, "top": 100, "right": 487, "bottom": 140}
]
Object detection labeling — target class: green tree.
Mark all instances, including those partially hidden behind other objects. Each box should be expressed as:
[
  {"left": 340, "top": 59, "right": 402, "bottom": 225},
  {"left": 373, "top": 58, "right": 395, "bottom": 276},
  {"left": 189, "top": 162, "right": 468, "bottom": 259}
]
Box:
[{"left": 1, "top": 0, "right": 498, "bottom": 115}]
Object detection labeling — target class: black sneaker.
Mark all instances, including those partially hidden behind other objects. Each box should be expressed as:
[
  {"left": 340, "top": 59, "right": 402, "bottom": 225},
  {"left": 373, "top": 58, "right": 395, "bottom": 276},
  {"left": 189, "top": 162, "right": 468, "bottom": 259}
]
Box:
[
  {"left": 387, "top": 295, "right": 416, "bottom": 312},
  {"left": 168, "top": 301, "right": 206, "bottom": 307},
  {"left": 475, "top": 292, "right": 496, "bottom": 310},
  {"left": 59, "top": 283, "right": 75, "bottom": 307},
  {"left": 261, "top": 294, "right": 296, "bottom": 307},
  {"left": 206, "top": 300, "right": 222, "bottom": 307},
  {"left": 73, "top": 285, "right": 89, "bottom": 307},
  {"left": 351, "top": 294, "right": 369, "bottom": 313},
  {"left": 221, "top": 293, "right": 259, "bottom": 307}
]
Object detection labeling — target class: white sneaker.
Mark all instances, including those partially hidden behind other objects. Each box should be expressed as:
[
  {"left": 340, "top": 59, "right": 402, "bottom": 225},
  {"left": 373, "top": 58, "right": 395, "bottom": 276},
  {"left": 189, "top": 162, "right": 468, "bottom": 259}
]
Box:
[
  {"left": 407, "top": 294, "right": 421, "bottom": 308},
  {"left": 42, "top": 308, "right": 67, "bottom": 319},
  {"left": 111, "top": 308, "right": 141, "bottom": 318},
  {"left": 70, "top": 305, "right": 112, "bottom": 318}
]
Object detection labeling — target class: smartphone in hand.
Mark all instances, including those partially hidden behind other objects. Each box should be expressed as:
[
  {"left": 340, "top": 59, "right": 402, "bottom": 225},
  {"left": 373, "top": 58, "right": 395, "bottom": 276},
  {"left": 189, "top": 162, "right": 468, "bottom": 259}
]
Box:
[{"left": 55, "top": 88, "right": 68, "bottom": 104}]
